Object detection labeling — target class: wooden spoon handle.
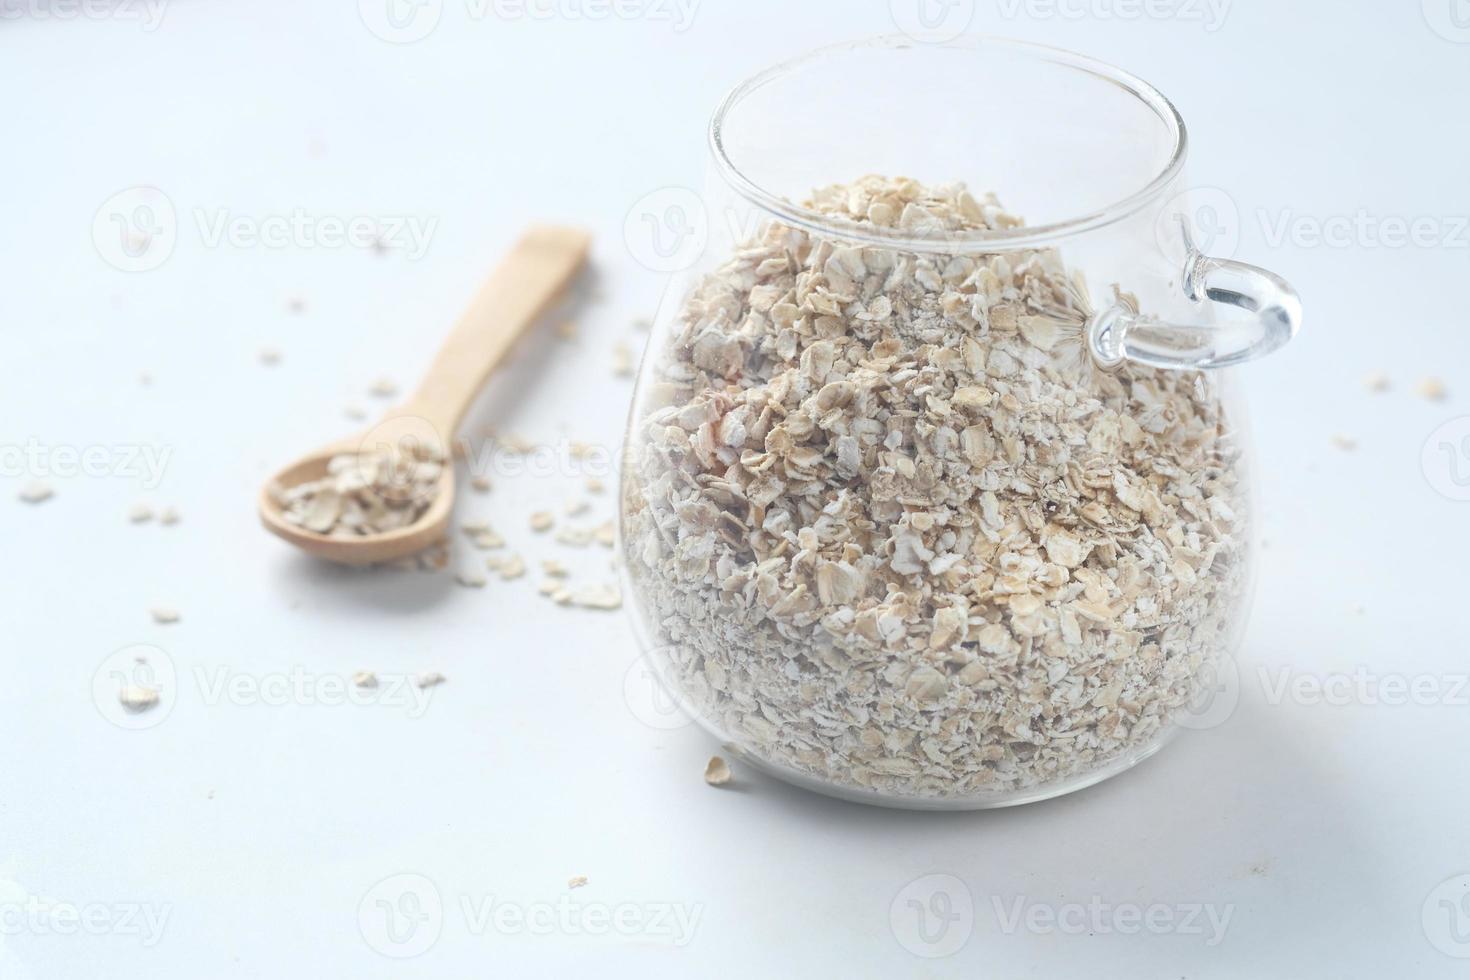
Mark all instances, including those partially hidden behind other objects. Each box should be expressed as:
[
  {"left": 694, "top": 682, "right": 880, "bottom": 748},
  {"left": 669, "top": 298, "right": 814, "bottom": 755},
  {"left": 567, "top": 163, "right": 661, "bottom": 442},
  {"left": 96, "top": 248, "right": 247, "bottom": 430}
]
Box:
[{"left": 400, "top": 224, "right": 591, "bottom": 440}]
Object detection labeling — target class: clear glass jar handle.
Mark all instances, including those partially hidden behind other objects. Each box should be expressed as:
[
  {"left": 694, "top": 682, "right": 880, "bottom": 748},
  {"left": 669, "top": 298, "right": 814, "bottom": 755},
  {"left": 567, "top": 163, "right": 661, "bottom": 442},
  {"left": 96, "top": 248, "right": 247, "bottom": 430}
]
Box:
[{"left": 1087, "top": 232, "right": 1303, "bottom": 371}]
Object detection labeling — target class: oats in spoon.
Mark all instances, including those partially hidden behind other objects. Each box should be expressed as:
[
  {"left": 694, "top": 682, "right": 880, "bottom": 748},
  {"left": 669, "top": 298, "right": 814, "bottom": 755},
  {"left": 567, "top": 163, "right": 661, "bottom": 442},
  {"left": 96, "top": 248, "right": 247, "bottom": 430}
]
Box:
[{"left": 272, "top": 443, "right": 446, "bottom": 538}]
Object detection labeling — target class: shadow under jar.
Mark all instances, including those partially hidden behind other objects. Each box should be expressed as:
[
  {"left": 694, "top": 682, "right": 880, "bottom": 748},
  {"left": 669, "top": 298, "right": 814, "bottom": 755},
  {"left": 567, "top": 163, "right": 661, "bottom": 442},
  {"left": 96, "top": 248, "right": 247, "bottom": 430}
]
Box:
[{"left": 619, "top": 35, "right": 1301, "bottom": 809}]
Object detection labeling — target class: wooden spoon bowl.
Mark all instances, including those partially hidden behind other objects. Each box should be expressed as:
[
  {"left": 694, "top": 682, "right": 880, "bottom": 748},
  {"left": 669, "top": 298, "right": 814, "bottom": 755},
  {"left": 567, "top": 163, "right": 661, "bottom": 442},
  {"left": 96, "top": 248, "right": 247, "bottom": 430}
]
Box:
[{"left": 258, "top": 436, "right": 456, "bottom": 565}]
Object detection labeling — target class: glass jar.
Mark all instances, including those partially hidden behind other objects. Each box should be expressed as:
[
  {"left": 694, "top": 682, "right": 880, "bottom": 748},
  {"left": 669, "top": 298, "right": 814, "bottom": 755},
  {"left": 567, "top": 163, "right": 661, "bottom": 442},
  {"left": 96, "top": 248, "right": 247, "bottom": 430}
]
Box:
[{"left": 619, "top": 36, "right": 1301, "bottom": 809}]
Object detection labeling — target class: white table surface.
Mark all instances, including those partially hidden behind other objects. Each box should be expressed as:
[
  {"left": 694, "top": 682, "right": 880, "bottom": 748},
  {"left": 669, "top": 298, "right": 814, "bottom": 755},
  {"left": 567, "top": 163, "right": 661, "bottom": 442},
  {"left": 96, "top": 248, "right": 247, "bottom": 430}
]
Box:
[{"left": 4, "top": 1, "right": 1469, "bottom": 976}]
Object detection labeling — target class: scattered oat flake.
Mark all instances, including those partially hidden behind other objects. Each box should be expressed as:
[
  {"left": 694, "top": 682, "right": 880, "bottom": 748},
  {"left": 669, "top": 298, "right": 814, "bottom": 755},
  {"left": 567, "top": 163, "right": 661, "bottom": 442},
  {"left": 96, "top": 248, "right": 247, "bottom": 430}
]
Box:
[
  {"left": 530, "top": 511, "right": 555, "bottom": 532},
  {"left": 586, "top": 477, "right": 605, "bottom": 494},
  {"left": 344, "top": 404, "right": 368, "bottom": 422},
  {"left": 612, "top": 341, "right": 635, "bottom": 378},
  {"left": 498, "top": 433, "right": 536, "bottom": 454},
  {"left": 118, "top": 685, "right": 160, "bottom": 714},
  {"left": 1363, "top": 372, "right": 1390, "bottom": 393},
  {"left": 593, "top": 521, "right": 615, "bottom": 548},
  {"left": 455, "top": 569, "right": 487, "bottom": 588},
  {"left": 472, "top": 529, "right": 506, "bottom": 550},
  {"left": 541, "top": 559, "right": 570, "bottom": 578},
  {"left": 470, "top": 475, "right": 492, "bottom": 493},
  {"left": 568, "top": 875, "right": 588, "bottom": 889},
  {"left": 159, "top": 507, "right": 181, "bottom": 526},
  {"left": 368, "top": 377, "right": 398, "bottom": 398},
  {"left": 353, "top": 671, "right": 379, "bottom": 688},
  {"left": 128, "top": 502, "right": 155, "bottom": 523},
  {"left": 1330, "top": 434, "right": 1358, "bottom": 451},
  {"left": 565, "top": 499, "right": 590, "bottom": 517},
  {"left": 259, "top": 347, "right": 282, "bottom": 366},
  {"left": 704, "top": 756, "right": 732, "bottom": 786},
  {"left": 150, "top": 607, "right": 180, "bottom": 624},
  {"left": 413, "top": 542, "right": 450, "bottom": 572},
  {"left": 18, "top": 481, "right": 53, "bottom": 504},
  {"left": 490, "top": 553, "right": 526, "bottom": 581},
  {"left": 572, "top": 583, "right": 622, "bottom": 610},
  {"left": 555, "top": 526, "right": 594, "bottom": 548},
  {"left": 416, "top": 672, "right": 446, "bottom": 689},
  {"left": 1415, "top": 377, "right": 1448, "bottom": 401}
]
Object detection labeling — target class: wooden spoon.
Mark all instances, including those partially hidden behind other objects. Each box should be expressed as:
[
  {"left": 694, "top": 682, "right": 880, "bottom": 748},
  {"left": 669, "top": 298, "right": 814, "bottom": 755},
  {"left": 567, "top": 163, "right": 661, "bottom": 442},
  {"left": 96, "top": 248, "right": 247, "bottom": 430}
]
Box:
[{"left": 258, "top": 224, "right": 592, "bottom": 564}]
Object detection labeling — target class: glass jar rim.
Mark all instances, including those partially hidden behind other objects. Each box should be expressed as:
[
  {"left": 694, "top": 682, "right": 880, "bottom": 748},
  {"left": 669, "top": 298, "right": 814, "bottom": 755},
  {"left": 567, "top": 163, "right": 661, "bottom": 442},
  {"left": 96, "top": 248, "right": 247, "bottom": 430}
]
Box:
[{"left": 708, "top": 34, "right": 1189, "bottom": 252}]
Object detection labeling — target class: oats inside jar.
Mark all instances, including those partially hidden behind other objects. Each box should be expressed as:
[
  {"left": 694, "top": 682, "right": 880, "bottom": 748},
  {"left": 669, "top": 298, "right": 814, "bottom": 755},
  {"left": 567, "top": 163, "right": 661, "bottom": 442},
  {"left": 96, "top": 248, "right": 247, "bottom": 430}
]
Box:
[{"left": 621, "top": 176, "right": 1250, "bottom": 803}]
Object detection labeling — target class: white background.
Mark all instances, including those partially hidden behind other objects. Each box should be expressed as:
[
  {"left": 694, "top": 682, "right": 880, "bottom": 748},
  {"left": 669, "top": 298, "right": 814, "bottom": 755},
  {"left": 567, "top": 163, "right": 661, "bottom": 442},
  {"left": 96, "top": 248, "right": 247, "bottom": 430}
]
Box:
[{"left": 3, "top": 0, "right": 1470, "bottom": 976}]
